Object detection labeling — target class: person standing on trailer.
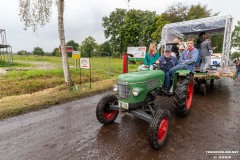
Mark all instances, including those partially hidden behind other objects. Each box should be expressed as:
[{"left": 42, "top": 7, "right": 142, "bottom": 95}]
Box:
[
  {"left": 195, "top": 32, "right": 206, "bottom": 67},
  {"left": 200, "top": 34, "right": 216, "bottom": 72}
]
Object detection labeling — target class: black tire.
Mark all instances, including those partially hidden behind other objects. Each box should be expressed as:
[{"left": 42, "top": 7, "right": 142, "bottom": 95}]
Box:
[
  {"left": 96, "top": 95, "right": 119, "bottom": 125},
  {"left": 148, "top": 109, "right": 170, "bottom": 150},
  {"left": 210, "top": 79, "right": 214, "bottom": 88},
  {"left": 174, "top": 74, "right": 194, "bottom": 116},
  {"left": 200, "top": 83, "right": 207, "bottom": 95}
]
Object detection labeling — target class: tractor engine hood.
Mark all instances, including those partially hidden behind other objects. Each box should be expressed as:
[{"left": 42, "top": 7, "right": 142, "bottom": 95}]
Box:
[{"left": 117, "top": 70, "right": 165, "bottom": 84}]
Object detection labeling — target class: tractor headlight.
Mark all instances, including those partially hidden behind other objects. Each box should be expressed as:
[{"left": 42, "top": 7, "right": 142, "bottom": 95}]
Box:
[
  {"left": 132, "top": 88, "right": 139, "bottom": 96},
  {"left": 113, "top": 84, "right": 118, "bottom": 92}
]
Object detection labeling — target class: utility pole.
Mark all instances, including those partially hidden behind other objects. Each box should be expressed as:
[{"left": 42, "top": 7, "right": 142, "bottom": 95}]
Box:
[{"left": 127, "top": 0, "right": 131, "bottom": 11}]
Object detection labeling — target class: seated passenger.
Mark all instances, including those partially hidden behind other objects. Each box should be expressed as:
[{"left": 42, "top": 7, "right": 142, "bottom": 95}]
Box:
[
  {"left": 156, "top": 48, "right": 178, "bottom": 92},
  {"left": 137, "top": 42, "right": 159, "bottom": 71},
  {"left": 169, "top": 38, "right": 199, "bottom": 87}
]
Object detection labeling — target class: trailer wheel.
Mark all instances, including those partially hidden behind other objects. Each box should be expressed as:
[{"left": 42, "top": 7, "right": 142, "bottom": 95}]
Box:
[
  {"left": 96, "top": 95, "right": 119, "bottom": 125},
  {"left": 200, "top": 83, "right": 207, "bottom": 95},
  {"left": 210, "top": 79, "right": 214, "bottom": 88},
  {"left": 148, "top": 109, "right": 170, "bottom": 150},
  {"left": 174, "top": 74, "right": 194, "bottom": 116}
]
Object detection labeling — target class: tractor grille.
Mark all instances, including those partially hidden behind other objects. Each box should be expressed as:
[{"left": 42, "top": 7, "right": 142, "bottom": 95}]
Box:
[
  {"left": 146, "top": 79, "right": 158, "bottom": 89},
  {"left": 118, "top": 84, "right": 130, "bottom": 99}
]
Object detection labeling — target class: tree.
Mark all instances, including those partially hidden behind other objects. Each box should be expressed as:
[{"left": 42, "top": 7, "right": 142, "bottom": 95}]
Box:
[
  {"left": 122, "top": 9, "right": 157, "bottom": 47},
  {"left": 163, "top": 2, "right": 188, "bottom": 22},
  {"left": 79, "top": 36, "right": 98, "bottom": 57},
  {"left": 151, "top": 14, "right": 170, "bottom": 42},
  {"left": 97, "top": 41, "right": 112, "bottom": 57},
  {"left": 19, "top": 0, "right": 73, "bottom": 86},
  {"left": 66, "top": 40, "right": 79, "bottom": 51},
  {"left": 162, "top": 3, "right": 216, "bottom": 23},
  {"left": 231, "top": 21, "right": 240, "bottom": 51},
  {"left": 32, "top": 47, "right": 44, "bottom": 56},
  {"left": 103, "top": 9, "right": 157, "bottom": 52},
  {"left": 186, "top": 4, "right": 212, "bottom": 20},
  {"left": 102, "top": 8, "right": 126, "bottom": 53},
  {"left": 211, "top": 34, "right": 224, "bottom": 53},
  {"left": 17, "top": 50, "right": 29, "bottom": 55},
  {"left": 230, "top": 52, "right": 240, "bottom": 60},
  {"left": 152, "top": 3, "right": 218, "bottom": 43},
  {"left": 52, "top": 47, "right": 60, "bottom": 56}
]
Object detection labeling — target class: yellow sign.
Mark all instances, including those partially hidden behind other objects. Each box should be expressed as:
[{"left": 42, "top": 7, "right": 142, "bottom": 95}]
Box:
[{"left": 72, "top": 51, "right": 81, "bottom": 59}]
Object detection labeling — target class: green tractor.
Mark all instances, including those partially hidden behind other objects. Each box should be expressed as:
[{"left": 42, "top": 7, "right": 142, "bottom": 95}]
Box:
[{"left": 96, "top": 69, "right": 194, "bottom": 150}]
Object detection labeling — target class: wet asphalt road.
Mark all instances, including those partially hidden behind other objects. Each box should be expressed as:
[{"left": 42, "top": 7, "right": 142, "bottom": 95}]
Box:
[{"left": 0, "top": 78, "right": 239, "bottom": 160}]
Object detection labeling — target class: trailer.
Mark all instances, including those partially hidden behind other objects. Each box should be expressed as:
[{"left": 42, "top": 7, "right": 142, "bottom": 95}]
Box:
[{"left": 160, "top": 15, "right": 235, "bottom": 95}]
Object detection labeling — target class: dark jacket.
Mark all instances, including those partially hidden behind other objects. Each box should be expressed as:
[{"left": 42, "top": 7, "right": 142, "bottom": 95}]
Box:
[
  {"left": 171, "top": 44, "right": 179, "bottom": 59},
  {"left": 157, "top": 55, "right": 178, "bottom": 71},
  {"left": 196, "top": 37, "right": 204, "bottom": 49}
]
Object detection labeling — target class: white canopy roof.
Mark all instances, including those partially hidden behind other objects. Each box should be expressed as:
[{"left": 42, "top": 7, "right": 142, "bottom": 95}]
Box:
[
  {"left": 160, "top": 15, "right": 233, "bottom": 71},
  {"left": 161, "top": 15, "right": 232, "bottom": 45}
]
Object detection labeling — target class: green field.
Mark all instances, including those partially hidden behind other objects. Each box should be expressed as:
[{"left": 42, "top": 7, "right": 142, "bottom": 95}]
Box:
[{"left": 0, "top": 55, "right": 139, "bottom": 118}]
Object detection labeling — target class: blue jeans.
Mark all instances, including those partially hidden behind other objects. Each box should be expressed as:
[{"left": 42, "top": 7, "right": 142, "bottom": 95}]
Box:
[
  {"left": 163, "top": 71, "right": 170, "bottom": 89},
  {"left": 237, "top": 66, "right": 240, "bottom": 76},
  {"left": 238, "top": 70, "right": 240, "bottom": 76},
  {"left": 195, "top": 50, "right": 201, "bottom": 67},
  {"left": 169, "top": 64, "right": 188, "bottom": 80}
]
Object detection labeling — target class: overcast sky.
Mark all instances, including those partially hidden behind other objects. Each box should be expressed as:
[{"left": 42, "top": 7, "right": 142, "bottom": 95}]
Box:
[{"left": 0, "top": 0, "right": 239, "bottom": 53}]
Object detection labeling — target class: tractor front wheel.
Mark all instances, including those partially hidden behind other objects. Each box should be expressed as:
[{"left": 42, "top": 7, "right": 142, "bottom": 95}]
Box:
[
  {"left": 96, "top": 95, "right": 119, "bottom": 125},
  {"left": 148, "top": 109, "right": 170, "bottom": 150},
  {"left": 174, "top": 74, "right": 194, "bottom": 116}
]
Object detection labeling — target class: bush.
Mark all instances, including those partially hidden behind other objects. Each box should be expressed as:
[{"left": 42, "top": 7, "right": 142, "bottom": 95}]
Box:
[{"left": 32, "top": 47, "right": 44, "bottom": 56}]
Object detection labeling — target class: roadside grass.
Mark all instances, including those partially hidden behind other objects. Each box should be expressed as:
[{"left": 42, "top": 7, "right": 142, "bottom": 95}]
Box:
[
  {"left": 0, "top": 78, "right": 115, "bottom": 119},
  {"left": 0, "top": 55, "right": 139, "bottom": 119},
  {"left": 0, "top": 60, "right": 32, "bottom": 68},
  {"left": 13, "top": 55, "right": 62, "bottom": 63}
]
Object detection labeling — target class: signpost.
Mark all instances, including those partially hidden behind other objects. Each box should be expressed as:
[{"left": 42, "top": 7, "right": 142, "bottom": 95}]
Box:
[
  {"left": 72, "top": 51, "right": 81, "bottom": 69},
  {"left": 72, "top": 51, "right": 81, "bottom": 59},
  {"left": 127, "top": 47, "right": 146, "bottom": 58},
  {"left": 80, "top": 57, "right": 91, "bottom": 89},
  {"left": 127, "top": 47, "right": 146, "bottom": 63},
  {"left": 80, "top": 58, "right": 90, "bottom": 69}
]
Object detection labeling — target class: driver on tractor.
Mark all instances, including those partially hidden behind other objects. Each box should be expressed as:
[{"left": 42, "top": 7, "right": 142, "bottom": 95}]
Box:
[
  {"left": 169, "top": 38, "right": 199, "bottom": 91},
  {"left": 137, "top": 42, "right": 159, "bottom": 71},
  {"left": 156, "top": 48, "right": 178, "bottom": 93}
]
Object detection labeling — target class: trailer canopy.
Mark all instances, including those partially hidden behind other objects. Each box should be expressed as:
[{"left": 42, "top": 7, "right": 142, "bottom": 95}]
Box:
[{"left": 160, "top": 15, "right": 233, "bottom": 70}]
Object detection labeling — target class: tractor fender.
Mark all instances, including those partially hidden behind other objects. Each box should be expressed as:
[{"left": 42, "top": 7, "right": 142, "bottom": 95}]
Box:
[{"left": 175, "top": 70, "right": 191, "bottom": 77}]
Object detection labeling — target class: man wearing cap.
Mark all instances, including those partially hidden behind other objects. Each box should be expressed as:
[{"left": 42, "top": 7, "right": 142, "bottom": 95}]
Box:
[
  {"left": 169, "top": 38, "right": 199, "bottom": 92},
  {"left": 156, "top": 48, "right": 178, "bottom": 93}
]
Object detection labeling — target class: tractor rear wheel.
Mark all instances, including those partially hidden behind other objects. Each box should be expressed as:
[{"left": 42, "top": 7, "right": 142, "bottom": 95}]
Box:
[
  {"left": 174, "top": 74, "right": 194, "bottom": 116},
  {"left": 148, "top": 109, "right": 170, "bottom": 150},
  {"left": 96, "top": 95, "right": 119, "bottom": 125}
]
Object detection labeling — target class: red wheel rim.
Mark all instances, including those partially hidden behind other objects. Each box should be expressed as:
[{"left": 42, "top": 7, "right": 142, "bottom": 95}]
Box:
[
  {"left": 158, "top": 117, "right": 169, "bottom": 142},
  {"left": 103, "top": 110, "right": 116, "bottom": 120},
  {"left": 186, "top": 82, "right": 194, "bottom": 109}
]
